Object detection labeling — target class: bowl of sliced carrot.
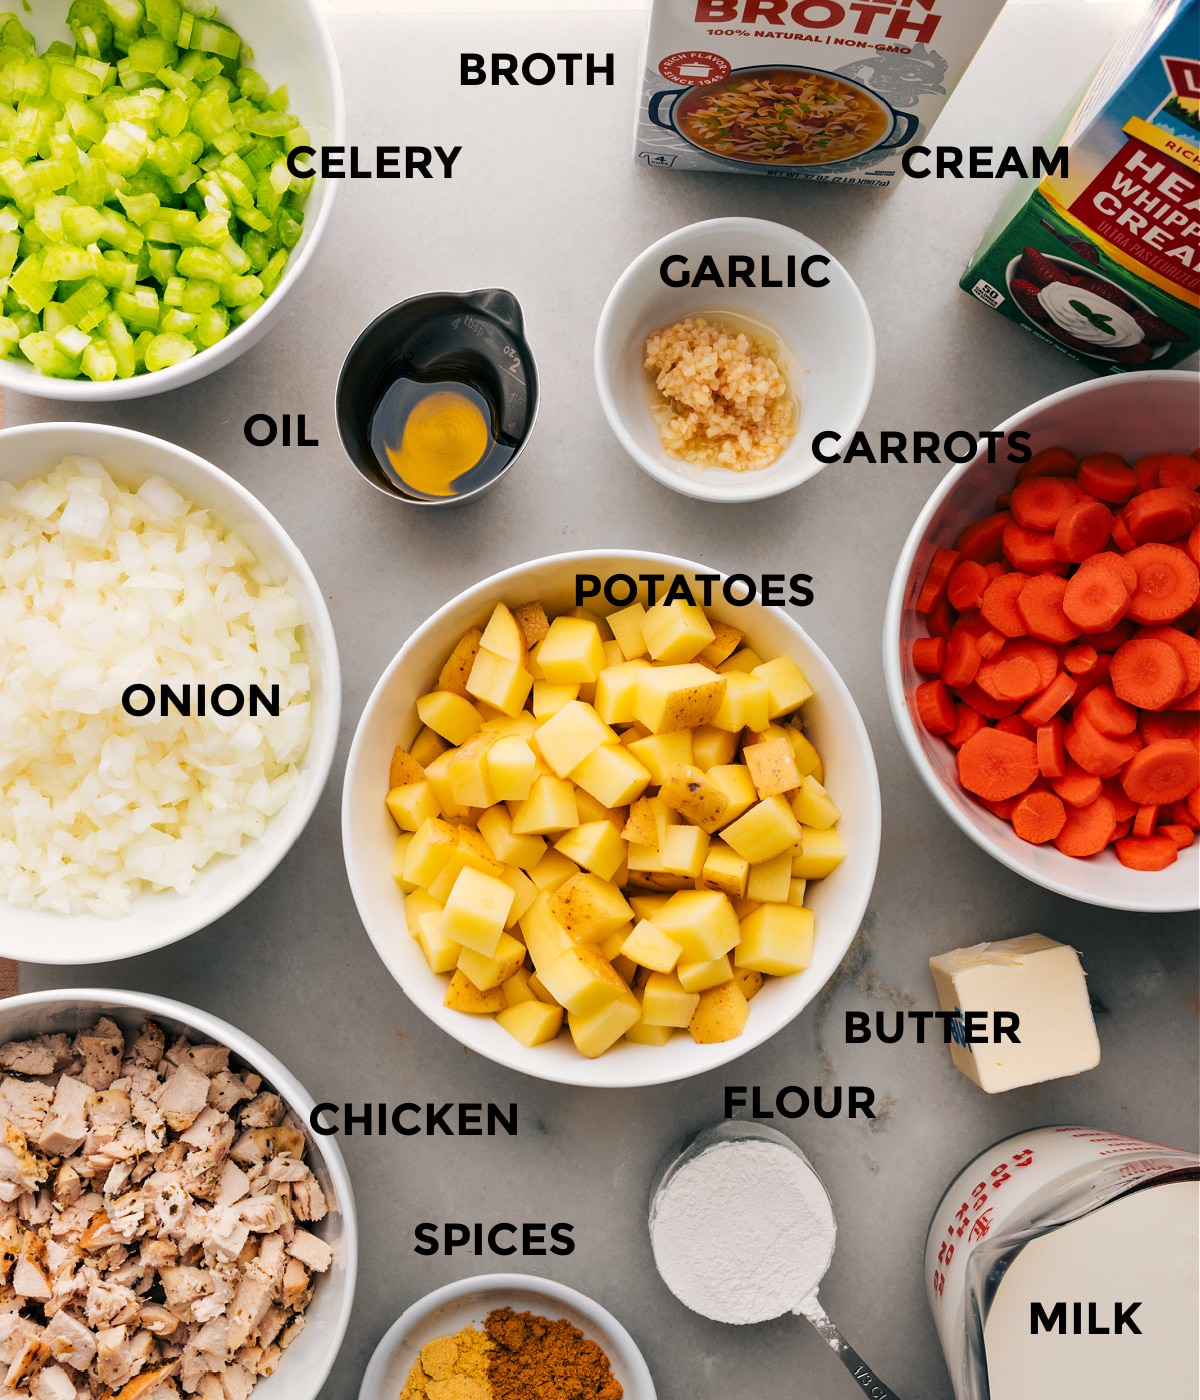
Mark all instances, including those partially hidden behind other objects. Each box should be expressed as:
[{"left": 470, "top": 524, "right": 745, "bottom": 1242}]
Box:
[{"left": 885, "top": 370, "right": 1199, "bottom": 912}]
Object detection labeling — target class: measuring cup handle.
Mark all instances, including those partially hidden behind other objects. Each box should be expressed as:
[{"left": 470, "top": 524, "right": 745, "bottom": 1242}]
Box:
[
  {"left": 799, "top": 1297, "right": 907, "bottom": 1400},
  {"left": 465, "top": 288, "right": 525, "bottom": 339}
]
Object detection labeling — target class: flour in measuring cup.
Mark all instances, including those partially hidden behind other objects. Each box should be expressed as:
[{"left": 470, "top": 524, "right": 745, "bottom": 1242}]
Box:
[{"left": 649, "top": 1138, "right": 836, "bottom": 1325}]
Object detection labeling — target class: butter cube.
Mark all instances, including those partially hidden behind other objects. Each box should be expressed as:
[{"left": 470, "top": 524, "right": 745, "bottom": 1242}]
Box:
[{"left": 928, "top": 934, "right": 1100, "bottom": 1093}]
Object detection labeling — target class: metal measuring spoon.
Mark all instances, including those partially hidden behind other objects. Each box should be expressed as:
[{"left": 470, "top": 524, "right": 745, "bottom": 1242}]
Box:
[{"left": 648, "top": 1121, "right": 905, "bottom": 1400}]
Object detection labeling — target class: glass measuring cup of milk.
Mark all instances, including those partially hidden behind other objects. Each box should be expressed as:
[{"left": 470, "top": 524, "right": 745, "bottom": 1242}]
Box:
[{"left": 926, "top": 1125, "right": 1199, "bottom": 1400}]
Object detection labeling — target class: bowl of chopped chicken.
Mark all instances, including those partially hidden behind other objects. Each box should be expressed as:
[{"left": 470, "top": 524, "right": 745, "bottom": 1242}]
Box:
[{"left": 0, "top": 989, "right": 356, "bottom": 1400}]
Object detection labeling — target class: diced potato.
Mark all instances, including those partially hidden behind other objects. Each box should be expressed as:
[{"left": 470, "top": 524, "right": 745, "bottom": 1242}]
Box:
[
  {"left": 422, "top": 749, "right": 473, "bottom": 819},
  {"left": 572, "top": 743, "right": 651, "bottom": 809},
  {"left": 721, "top": 795, "right": 801, "bottom": 865},
  {"left": 520, "top": 893, "right": 574, "bottom": 969},
  {"left": 466, "top": 648, "right": 534, "bottom": 718},
  {"left": 791, "top": 774, "right": 841, "bottom": 830},
  {"left": 549, "top": 872, "right": 633, "bottom": 941},
  {"left": 389, "top": 744, "right": 425, "bottom": 789},
  {"left": 510, "top": 775, "right": 579, "bottom": 835},
  {"left": 620, "top": 919, "right": 683, "bottom": 973},
  {"left": 405, "top": 888, "right": 442, "bottom": 935},
  {"left": 689, "top": 980, "right": 750, "bottom": 1043},
  {"left": 651, "top": 889, "right": 740, "bottom": 962},
  {"left": 502, "top": 966, "right": 536, "bottom": 1006},
  {"left": 627, "top": 730, "right": 694, "bottom": 785},
  {"left": 477, "top": 805, "right": 545, "bottom": 870},
  {"left": 633, "top": 664, "right": 726, "bottom": 734},
  {"left": 534, "top": 701, "right": 616, "bottom": 778},
  {"left": 527, "top": 846, "right": 580, "bottom": 892},
  {"left": 705, "top": 765, "right": 759, "bottom": 825},
  {"left": 791, "top": 826, "right": 847, "bottom": 879},
  {"left": 691, "top": 725, "right": 738, "bottom": 770},
  {"left": 733, "top": 966, "right": 764, "bottom": 1000},
  {"left": 607, "top": 601, "right": 648, "bottom": 660},
  {"left": 527, "top": 971, "right": 560, "bottom": 1006},
  {"left": 599, "top": 924, "right": 635, "bottom": 961},
  {"left": 621, "top": 796, "right": 659, "bottom": 848},
  {"left": 753, "top": 655, "right": 814, "bottom": 718},
  {"left": 447, "top": 733, "right": 497, "bottom": 809},
  {"left": 438, "top": 627, "right": 482, "bottom": 698},
  {"left": 568, "top": 994, "right": 640, "bottom": 1058},
  {"left": 575, "top": 791, "right": 627, "bottom": 827},
  {"left": 746, "top": 851, "right": 793, "bottom": 904},
  {"left": 640, "top": 971, "right": 701, "bottom": 1028},
  {"left": 659, "top": 764, "right": 730, "bottom": 832},
  {"left": 497, "top": 998, "right": 564, "bottom": 1047},
  {"left": 538, "top": 615, "right": 606, "bottom": 683},
  {"left": 602, "top": 640, "right": 624, "bottom": 668},
  {"left": 417, "top": 690, "right": 484, "bottom": 746},
  {"left": 787, "top": 877, "right": 807, "bottom": 908},
  {"left": 624, "top": 1012, "right": 674, "bottom": 1046},
  {"left": 641, "top": 600, "right": 715, "bottom": 664},
  {"left": 485, "top": 734, "right": 538, "bottom": 802},
  {"left": 444, "top": 969, "right": 506, "bottom": 1014},
  {"left": 438, "top": 866, "right": 515, "bottom": 956},
  {"left": 785, "top": 725, "right": 823, "bottom": 780},
  {"left": 677, "top": 954, "right": 734, "bottom": 992},
  {"left": 743, "top": 737, "right": 802, "bottom": 798},
  {"left": 480, "top": 602, "right": 528, "bottom": 663},
  {"left": 710, "top": 670, "right": 770, "bottom": 734},
  {"left": 410, "top": 725, "right": 449, "bottom": 767},
  {"left": 629, "top": 891, "right": 670, "bottom": 922},
  {"left": 513, "top": 600, "right": 550, "bottom": 647},
  {"left": 659, "top": 823, "right": 709, "bottom": 879},
  {"left": 700, "top": 840, "right": 749, "bottom": 900},
  {"left": 697, "top": 620, "right": 743, "bottom": 668},
  {"left": 554, "top": 821, "right": 627, "bottom": 882},
  {"left": 427, "top": 827, "right": 504, "bottom": 904},
  {"left": 539, "top": 943, "right": 630, "bottom": 1017},
  {"left": 594, "top": 660, "right": 651, "bottom": 725},
  {"left": 390, "top": 833, "right": 416, "bottom": 892},
  {"left": 718, "top": 647, "right": 764, "bottom": 674},
  {"left": 415, "top": 911, "right": 461, "bottom": 974},
  {"left": 533, "top": 679, "right": 583, "bottom": 721},
  {"left": 499, "top": 865, "right": 538, "bottom": 925},
  {"left": 386, "top": 781, "right": 440, "bottom": 831},
  {"left": 404, "top": 817, "right": 461, "bottom": 887},
  {"left": 736, "top": 904, "right": 815, "bottom": 976},
  {"left": 457, "top": 930, "right": 527, "bottom": 992}
]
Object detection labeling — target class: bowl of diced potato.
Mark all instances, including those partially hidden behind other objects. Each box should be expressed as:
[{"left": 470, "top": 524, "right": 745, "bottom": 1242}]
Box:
[{"left": 342, "top": 552, "right": 881, "bottom": 1087}]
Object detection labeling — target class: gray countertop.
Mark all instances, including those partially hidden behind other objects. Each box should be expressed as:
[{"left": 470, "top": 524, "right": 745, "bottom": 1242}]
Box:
[{"left": 14, "top": 5, "right": 1199, "bottom": 1399}]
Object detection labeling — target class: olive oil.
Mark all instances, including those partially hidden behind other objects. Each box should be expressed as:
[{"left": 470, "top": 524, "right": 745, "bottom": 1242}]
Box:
[{"left": 369, "top": 376, "right": 515, "bottom": 500}]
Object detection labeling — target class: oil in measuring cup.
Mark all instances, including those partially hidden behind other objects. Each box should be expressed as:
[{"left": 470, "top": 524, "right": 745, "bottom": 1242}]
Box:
[{"left": 337, "top": 289, "right": 538, "bottom": 506}]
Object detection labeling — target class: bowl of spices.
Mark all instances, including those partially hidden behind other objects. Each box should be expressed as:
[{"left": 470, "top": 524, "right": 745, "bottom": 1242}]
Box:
[
  {"left": 358, "top": 1274, "right": 656, "bottom": 1400},
  {"left": 594, "top": 217, "right": 874, "bottom": 503},
  {"left": 336, "top": 289, "right": 539, "bottom": 505}
]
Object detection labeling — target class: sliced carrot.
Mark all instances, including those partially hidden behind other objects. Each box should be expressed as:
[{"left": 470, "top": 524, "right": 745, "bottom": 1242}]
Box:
[
  {"left": 1079, "top": 683, "right": 1138, "bottom": 737},
  {"left": 1052, "top": 762, "right": 1103, "bottom": 807},
  {"left": 1167, "top": 799, "right": 1199, "bottom": 830},
  {"left": 1053, "top": 500, "right": 1113, "bottom": 563},
  {"left": 1110, "top": 513, "right": 1137, "bottom": 552},
  {"left": 1156, "top": 455, "right": 1200, "bottom": 491},
  {"left": 1071, "top": 653, "right": 1113, "bottom": 702},
  {"left": 1037, "top": 717, "right": 1067, "bottom": 779},
  {"left": 955, "top": 511, "right": 1010, "bottom": 565},
  {"left": 1134, "top": 453, "right": 1174, "bottom": 492},
  {"left": 1160, "top": 823, "right": 1194, "bottom": 848},
  {"left": 942, "top": 629, "right": 982, "bottom": 688},
  {"left": 1053, "top": 795, "right": 1117, "bottom": 857},
  {"left": 1017, "top": 574, "right": 1080, "bottom": 644},
  {"left": 1110, "top": 637, "right": 1187, "bottom": 711},
  {"left": 984, "top": 561, "right": 1008, "bottom": 582},
  {"left": 1188, "top": 521, "right": 1200, "bottom": 570},
  {"left": 1011, "top": 789, "right": 1067, "bottom": 845},
  {"left": 979, "top": 793, "right": 1020, "bottom": 821},
  {"left": 1021, "top": 671, "right": 1078, "bottom": 726},
  {"left": 1174, "top": 687, "right": 1200, "bottom": 712},
  {"left": 1086, "top": 620, "right": 1135, "bottom": 653},
  {"left": 1015, "top": 446, "right": 1077, "bottom": 482},
  {"left": 916, "top": 679, "right": 956, "bottom": 735},
  {"left": 1124, "top": 543, "right": 1200, "bottom": 624},
  {"left": 1114, "top": 817, "right": 1134, "bottom": 841},
  {"left": 956, "top": 727, "right": 1040, "bottom": 801},
  {"left": 953, "top": 609, "right": 988, "bottom": 637},
  {"left": 1190, "top": 787, "right": 1200, "bottom": 824},
  {"left": 1064, "top": 643, "right": 1098, "bottom": 675},
  {"left": 977, "top": 651, "right": 1041, "bottom": 702},
  {"left": 1066, "top": 711, "right": 1142, "bottom": 777},
  {"left": 1103, "top": 781, "right": 1138, "bottom": 823},
  {"left": 1125, "top": 487, "right": 1200, "bottom": 545},
  {"left": 1003, "top": 521, "right": 1059, "bottom": 573},
  {"left": 1121, "top": 738, "right": 1200, "bottom": 805},
  {"left": 1077, "top": 452, "right": 1138, "bottom": 504},
  {"left": 1011, "top": 477, "right": 1076, "bottom": 530},
  {"left": 1137, "top": 626, "right": 1200, "bottom": 695},
  {"left": 945, "top": 559, "right": 989, "bottom": 611},
  {"left": 1114, "top": 834, "right": 1178, "bottom": 870},
  {"left": 996, "top": 715, "right": 1036, "bottom": 740},
  {"left": 946, "top": 704, "right": 988, "bottom": 749},
  {"left": 916, "top": 546, "right": 961, "bottom": 613},
  {"left": 980, "top": 572, "right": 1030, "bottom": 637},
  {"left": 1140, "top": 710, "right": 1200, "bottom": 748},
  {"left": 1062, "top": 564, "right": 1128, "bottom": 633},
  {"left": 955, "top": 682, "right": 1024, "bottom": 720},
  {"left": 1132, "top": 804, "right": 1158, "bottom": 838},
  {"left": 912, "top": 636, "right": 946, "bottom": 676},
  {"left": 978, "top": 628, "right": 1005, "bottom": 659},
  {"left": 926, "top": 595, "right": 956, "bottom": 640}
]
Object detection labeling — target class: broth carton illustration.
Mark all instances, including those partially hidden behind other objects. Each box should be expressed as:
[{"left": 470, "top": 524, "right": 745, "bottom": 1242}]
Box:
[
  {"left": 635, "top": 0, "right": 1007, "bottom": 187},
  {"left": 962, "top": 0, "right": 1199, "bottom": 371}
]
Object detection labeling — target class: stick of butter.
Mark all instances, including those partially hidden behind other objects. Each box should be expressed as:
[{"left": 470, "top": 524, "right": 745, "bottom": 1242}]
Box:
[{"left": 928, "top": 934, "right": 1100, "bottom": 1093}]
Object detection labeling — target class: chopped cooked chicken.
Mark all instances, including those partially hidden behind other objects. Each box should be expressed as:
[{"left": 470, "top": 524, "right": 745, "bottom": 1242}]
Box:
[{"left": 37, "top": 1078, "right": 90, "bottom": 1159}]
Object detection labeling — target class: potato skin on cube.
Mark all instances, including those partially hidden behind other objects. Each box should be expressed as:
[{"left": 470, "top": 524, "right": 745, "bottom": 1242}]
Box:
[{"left": 689, "top": 981, "right": 751, "bottom": 1043}]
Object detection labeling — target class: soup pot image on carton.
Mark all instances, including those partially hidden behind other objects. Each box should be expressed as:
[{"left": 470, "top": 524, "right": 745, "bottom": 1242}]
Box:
[{"left": 634, "top": 0, "right": 1007, "bottom": 186}]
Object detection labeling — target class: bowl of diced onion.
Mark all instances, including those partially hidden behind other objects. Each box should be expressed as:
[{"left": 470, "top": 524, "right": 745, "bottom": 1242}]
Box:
[
  {"left": 0, "top": 420, "right": 340, "bottom": 961},
  {"left": 0, "top": 0, "right": 343, "bottom": 401}
]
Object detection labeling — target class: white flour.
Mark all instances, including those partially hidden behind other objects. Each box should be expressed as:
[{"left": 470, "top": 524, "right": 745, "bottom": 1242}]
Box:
[{"left": 649, "top": 1138, "right": 836, "bottom": 1325}]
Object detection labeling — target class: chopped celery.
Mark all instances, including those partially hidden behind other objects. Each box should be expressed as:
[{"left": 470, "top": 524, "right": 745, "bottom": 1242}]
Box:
[{"left": 0, "top": 0, "right": 310, "bottom": 380}]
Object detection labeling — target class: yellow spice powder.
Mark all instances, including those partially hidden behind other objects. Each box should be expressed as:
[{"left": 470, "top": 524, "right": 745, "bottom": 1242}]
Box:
[
  {"left": 400, "top": 1326, "right": 493, "bottom": 1400},
  {"left": 645, "top": 314, "right": 795, "bottom": 472}
]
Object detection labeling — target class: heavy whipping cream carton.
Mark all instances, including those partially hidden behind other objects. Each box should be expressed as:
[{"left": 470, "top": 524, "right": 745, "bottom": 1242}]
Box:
[
  {"left": 961, "top": 0, "right": 1199, "bottom": 371},
  {"left": 634, "top": 0, "right": 1007, "bottom": 186}
]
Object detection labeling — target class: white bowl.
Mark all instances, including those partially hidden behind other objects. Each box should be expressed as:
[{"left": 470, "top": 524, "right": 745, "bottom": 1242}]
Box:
[
  {"left": 0, "top": 988, "right": 357, "bottom": 1400},
  {"left": 0, "top": 0, "right": 344, "bottom": 402},
  {"left": 594, "top": 217, "right": 875, "bottom": 503},
  {"left": 343, "top": 550, "right": 881, "bottom": 1088},
  {"left": 884, "top": 370, "right": 1200, "bottom": 913},
  {"left": 0, "top": 421, "right": 341, "bottom": 961},
  {"left": 358, "top": 1273, "right": 656, "bottom": 1400}
]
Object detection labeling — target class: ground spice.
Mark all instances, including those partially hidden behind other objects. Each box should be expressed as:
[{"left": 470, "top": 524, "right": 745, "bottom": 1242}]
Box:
[
  {"left": 485, "top": 1307, "right": 623, "bottom": 1400},
  {"left": 400, "top": 1325, "right": 493, "bottom": 1400}
]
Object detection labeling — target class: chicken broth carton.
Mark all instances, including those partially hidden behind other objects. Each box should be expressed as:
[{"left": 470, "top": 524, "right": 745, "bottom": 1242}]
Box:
[
  {"left": 961, "top": 0, "right": 1199, "bottom": 371},
  {"left": 634, "top": 0, "right": 1007, "bottom": 186}
]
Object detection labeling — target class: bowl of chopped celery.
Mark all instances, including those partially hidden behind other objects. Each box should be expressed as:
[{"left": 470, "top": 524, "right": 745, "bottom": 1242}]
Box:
[{"left": 0, "top": 0, "right": 344, "bottom": 399}]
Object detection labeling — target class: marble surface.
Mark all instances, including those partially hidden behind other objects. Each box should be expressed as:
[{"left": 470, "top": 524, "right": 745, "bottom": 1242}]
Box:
[{"left": 13, "top": 6, "right": 1199, "bottom": 1399}]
